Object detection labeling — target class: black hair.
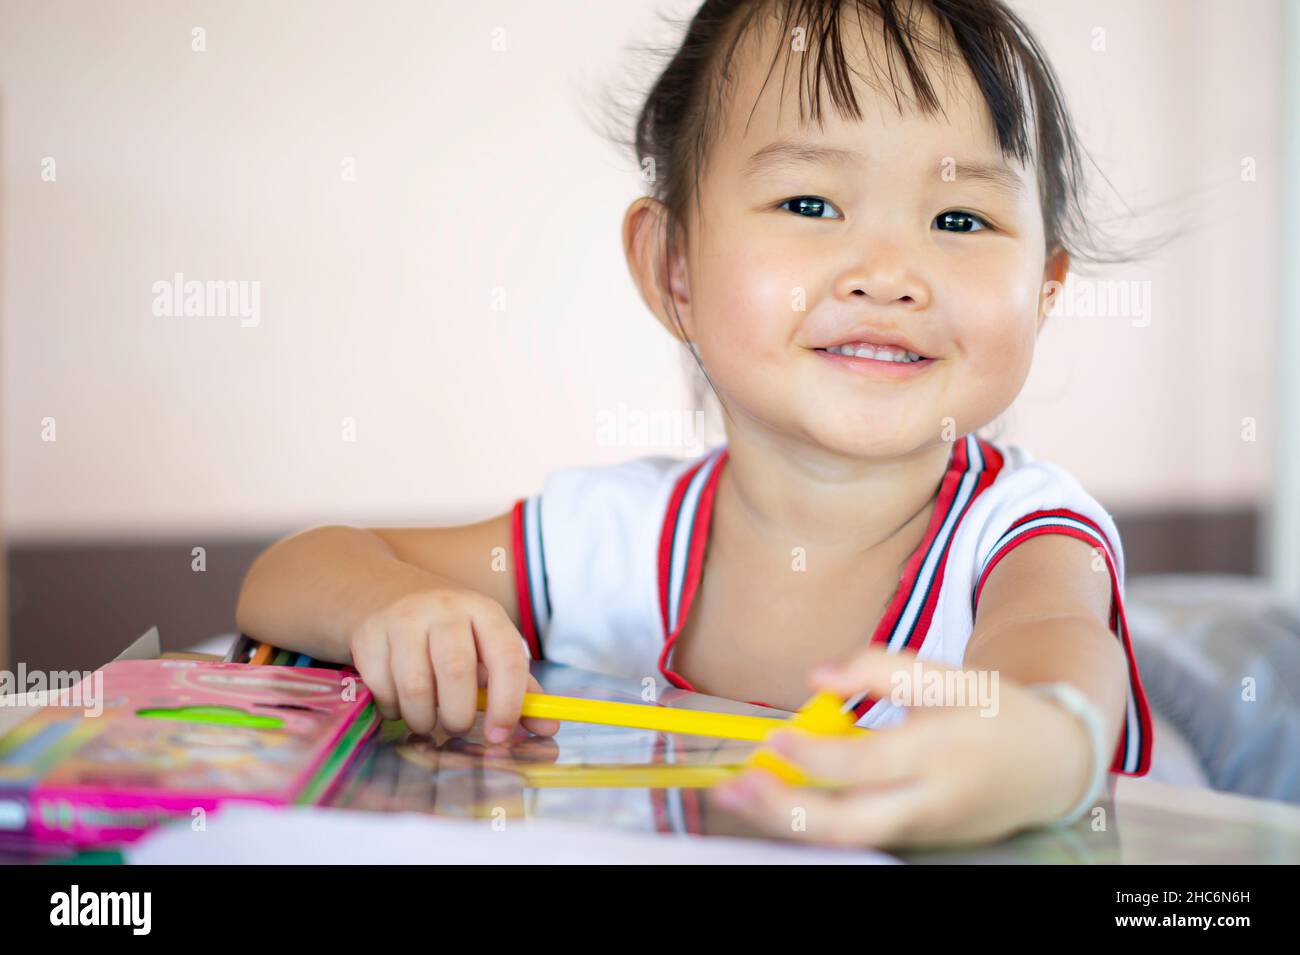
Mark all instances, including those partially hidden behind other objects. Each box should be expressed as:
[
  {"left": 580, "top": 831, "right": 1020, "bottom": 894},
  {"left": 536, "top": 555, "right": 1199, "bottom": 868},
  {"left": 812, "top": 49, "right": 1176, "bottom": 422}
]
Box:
[{"left": 597, "top": 0, "right": 1174, "bottom": 440}]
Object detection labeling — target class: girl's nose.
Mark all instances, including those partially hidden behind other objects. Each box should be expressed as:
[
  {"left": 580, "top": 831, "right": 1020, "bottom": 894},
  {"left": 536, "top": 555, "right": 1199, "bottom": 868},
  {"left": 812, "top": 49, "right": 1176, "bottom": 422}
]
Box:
[{"left": 833, "top": 247, "right": 930, "bottom": 310}]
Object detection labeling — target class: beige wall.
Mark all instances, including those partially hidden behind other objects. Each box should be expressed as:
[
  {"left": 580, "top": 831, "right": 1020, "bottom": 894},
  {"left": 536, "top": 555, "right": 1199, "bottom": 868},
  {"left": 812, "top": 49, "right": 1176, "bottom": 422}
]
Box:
[{"left": 0, "top": 0, "right": 1284, "bottom": 543}]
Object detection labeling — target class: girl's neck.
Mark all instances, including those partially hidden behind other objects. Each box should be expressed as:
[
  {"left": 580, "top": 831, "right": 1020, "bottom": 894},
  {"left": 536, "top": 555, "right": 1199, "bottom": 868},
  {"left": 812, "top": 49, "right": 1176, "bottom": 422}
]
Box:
[{"left": 716, "top": 426, "right": 954, "bottom": 565}]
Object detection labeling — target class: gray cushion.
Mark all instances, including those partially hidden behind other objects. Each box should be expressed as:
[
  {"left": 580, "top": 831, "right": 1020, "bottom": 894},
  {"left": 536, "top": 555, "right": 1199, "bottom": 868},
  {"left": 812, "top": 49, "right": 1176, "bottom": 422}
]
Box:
[{"left": 1126, "top": 574, "right": 1300, "bottom": 803}]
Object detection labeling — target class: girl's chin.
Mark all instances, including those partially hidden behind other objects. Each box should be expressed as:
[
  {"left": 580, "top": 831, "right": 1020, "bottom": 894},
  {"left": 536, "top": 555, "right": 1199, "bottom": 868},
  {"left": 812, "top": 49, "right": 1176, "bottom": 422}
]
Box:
[{"left": 794, "top": 423, "right": 935, "bottom": 461}]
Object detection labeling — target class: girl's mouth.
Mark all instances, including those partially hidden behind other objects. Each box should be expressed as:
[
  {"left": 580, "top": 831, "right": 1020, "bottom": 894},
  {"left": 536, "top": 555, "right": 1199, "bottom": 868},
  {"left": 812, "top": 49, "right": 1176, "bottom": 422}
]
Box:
[
  {"left": 812, "top": 345, "right": 937, "bottom": 376},
  {"left": 815, "top": 343, "right": 927, "bottom": 363}
]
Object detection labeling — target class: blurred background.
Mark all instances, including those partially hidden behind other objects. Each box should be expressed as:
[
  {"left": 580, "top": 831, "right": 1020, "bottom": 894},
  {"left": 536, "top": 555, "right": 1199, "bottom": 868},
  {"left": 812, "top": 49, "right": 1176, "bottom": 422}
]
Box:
[{"left": 1, "top": 0, "right": 1295, "bottom": 695}]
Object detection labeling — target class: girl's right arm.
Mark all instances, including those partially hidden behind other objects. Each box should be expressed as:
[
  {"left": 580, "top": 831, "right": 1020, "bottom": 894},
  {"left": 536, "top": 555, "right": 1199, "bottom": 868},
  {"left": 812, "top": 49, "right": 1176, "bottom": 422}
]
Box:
[{"left": 234, "top": 514, "right": 559, "bottom": 741}]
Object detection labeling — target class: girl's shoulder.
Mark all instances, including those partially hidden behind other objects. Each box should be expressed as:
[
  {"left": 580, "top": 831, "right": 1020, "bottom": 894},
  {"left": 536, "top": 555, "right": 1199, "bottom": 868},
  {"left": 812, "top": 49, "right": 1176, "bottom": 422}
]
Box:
[
  {"left": 514, "top": 448, "right": 723, "bottom": 672},
  {"left": 977, "top": 438, "right": 1110, "bottom": 511},
  {"left": 517, "top": 444, "right": 723, "bottom": 575},
  {"left": 963, "top": 435, "right": 1126, "bottom": 582},
  {"left": 532, "top": 447, "right": 713, "bottom": 503}
]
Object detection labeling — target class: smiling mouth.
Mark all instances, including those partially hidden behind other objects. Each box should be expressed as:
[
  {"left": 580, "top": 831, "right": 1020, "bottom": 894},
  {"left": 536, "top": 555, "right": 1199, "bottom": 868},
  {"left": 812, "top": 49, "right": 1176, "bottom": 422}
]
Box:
[{"left": 813, "top": 343, "right": 929, "bottom": 364}]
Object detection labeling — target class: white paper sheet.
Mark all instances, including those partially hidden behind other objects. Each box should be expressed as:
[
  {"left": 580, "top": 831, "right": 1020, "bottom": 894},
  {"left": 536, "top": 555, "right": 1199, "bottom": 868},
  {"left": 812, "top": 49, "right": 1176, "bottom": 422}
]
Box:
[{"left": 127, "top": 803, "right": 900, "bottom": 864}]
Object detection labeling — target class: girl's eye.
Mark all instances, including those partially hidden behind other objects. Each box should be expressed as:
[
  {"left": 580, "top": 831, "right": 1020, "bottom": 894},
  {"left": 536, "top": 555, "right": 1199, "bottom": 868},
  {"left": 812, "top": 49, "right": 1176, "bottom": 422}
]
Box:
[
  {"left": 779, "top": 196, "right": 843, "bottom": 219},
  {"left": 934, "top": 210, "right": 992, "bottom": 233}
]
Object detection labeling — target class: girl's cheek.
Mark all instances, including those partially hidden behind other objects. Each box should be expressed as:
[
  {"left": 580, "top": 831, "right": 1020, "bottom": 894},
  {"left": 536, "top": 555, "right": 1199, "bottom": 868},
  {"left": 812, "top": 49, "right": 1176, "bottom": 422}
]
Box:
[
  {"left": 956, "top": 300, "right": 1040, "bottom": 409},
  {"left": 939, "top": 253, "right": 1041, "bottom": 348},
  {"left": 699, "top": 247, "right": 802, "bottom": 350},
  {"left": 925, "top": 257, "right": 1040, "bottom": 420}
]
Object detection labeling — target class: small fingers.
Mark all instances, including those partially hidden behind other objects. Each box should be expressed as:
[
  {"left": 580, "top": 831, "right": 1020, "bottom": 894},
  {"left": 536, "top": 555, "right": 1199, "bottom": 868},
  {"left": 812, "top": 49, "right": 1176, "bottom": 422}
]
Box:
[
  {"left": 809, "top": 646, "right": 950, "bottom": 700},
  {"left": 471, "top": 601, "right": 533, "bottom": 743},
  {"left": 763, "top": 721, "right": 929, "bottom": 789},
  {"left": 521, "top": 673, "right": 560, "bottom": 737},
  {"left": 349, "top": 624, "right": 399, "bottom": 722},
  {"left": 389, "top": 623, "right": 438, "bottom": 735},
  {"left": 711, "top": 770, "right": 940, "bottom": 849},
  {"left": 427, "top": 611, "right": 479, "bottom": 736}
]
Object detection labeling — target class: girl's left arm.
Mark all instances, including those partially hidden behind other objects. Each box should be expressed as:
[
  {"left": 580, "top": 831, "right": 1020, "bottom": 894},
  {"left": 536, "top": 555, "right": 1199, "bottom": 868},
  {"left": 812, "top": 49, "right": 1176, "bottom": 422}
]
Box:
[{"left": 961, "top": 531, "right": 1132, "bottom": 771}]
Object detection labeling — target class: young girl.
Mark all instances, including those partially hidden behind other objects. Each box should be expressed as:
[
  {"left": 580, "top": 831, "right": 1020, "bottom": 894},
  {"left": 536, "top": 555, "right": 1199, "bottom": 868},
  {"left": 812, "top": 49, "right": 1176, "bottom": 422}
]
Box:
[{"left": 236, "top": 0, "right": 1152, "bottom": 849}]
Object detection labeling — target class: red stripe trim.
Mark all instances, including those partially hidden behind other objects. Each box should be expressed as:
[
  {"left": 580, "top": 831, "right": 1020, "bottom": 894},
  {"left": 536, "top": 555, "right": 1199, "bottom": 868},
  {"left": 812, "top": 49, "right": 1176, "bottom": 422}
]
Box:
[
  {"left": 656, "top": 456, "right": 711, "bottom": 639},
  {"left": 971, "top": 508, "right": 1153, "bottom": 777},
  {"left": 510, "top": 499, "right": 543, "bottom": 661},
  {"left": 656, "top": 450, "right": 728, "bottom": 690},
  {"left": 900, "top": 436, "right": 1004, "bottom": 654},
  {"left": 972, "top": 511, "right": 1107, "bottom": 610},
  {"left": 852, "top": 436, "right": 1002, "bottom": 717},
  {"left": 974, "top": 434, "right": 1005, "bottom": 476}
]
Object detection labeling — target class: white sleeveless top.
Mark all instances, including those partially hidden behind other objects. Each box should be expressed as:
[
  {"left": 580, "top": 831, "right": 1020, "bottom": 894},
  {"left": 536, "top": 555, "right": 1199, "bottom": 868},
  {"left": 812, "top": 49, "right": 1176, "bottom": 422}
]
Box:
[{"left": 510, "top": 433, "right": 1152, "bottom": 779}]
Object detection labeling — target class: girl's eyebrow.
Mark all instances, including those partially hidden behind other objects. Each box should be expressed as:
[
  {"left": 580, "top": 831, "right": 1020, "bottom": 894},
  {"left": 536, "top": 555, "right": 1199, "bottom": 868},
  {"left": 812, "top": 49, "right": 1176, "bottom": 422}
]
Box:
[
  {"left": 944, "top": 160, "right": 1025, "bottom": 198},
  {"left": 742, "top": 137, "right": 1024, "bottom": 198},
  {"left": 742, "top": 138, "right": 864, "bottom": 176}
]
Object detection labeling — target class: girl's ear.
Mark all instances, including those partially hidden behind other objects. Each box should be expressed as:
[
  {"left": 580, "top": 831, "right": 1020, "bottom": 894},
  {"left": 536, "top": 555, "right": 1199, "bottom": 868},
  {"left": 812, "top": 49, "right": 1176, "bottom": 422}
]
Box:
[
  {"left": 1037, "top": 246, "right": 1070, "bottom": 333},
  {"left": 622, "top": 197, "right": 695, "bottom": 343}
]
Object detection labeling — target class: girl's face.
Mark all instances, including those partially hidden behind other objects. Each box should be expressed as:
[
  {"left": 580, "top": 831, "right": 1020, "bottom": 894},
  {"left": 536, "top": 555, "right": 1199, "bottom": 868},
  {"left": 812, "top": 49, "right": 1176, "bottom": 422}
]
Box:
[{"left": 639, "top": 14, "right": 1066, "bottom": 460}]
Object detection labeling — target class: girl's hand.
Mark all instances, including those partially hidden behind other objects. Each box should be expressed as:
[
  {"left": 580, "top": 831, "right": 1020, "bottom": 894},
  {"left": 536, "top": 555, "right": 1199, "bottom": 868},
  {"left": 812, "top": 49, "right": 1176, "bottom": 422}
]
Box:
[
  {"left": 347, "top": 584, "right": 560, "bottom": 742},
  {"left": 710, "top": 647, "right": 1096, "bottom": 849}
]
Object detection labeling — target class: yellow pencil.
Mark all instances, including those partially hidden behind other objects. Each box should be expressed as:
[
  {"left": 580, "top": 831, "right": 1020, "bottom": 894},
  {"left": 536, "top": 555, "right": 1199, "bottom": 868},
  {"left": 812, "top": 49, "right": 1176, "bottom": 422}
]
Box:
[
  {"left": 477, "top": 688, "right": 867, "bottom": 743},
  {"left": 743, "top": 690, "right": 860, "bottom": 784}
]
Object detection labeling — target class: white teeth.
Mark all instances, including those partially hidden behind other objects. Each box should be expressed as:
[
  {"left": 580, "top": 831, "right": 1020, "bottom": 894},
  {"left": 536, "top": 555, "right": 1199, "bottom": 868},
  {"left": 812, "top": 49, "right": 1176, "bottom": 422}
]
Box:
[{"left": 826, "top": 344, "right": 923, "bottom": 363}]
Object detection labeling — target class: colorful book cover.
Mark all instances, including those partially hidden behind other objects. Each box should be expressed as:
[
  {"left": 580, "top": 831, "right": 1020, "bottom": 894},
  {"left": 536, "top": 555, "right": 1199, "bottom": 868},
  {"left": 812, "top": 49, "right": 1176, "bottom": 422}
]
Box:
[
  {"left": 0, "top": 709, "right": 107, "bottom": 840},
  {"left": 2, "top": 659, "right": 377, "bottom": 846}
]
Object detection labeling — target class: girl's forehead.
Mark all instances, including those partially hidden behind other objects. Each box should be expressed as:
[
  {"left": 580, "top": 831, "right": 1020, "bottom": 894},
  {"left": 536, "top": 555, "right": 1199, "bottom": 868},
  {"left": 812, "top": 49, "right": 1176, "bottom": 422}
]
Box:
[{"left": 713, "top": 6, "right": 1008, "bottom": 170}]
